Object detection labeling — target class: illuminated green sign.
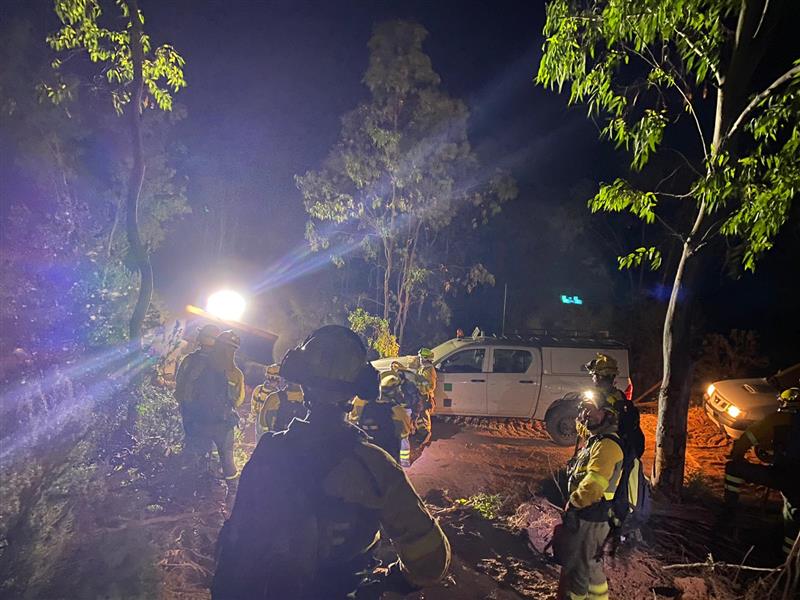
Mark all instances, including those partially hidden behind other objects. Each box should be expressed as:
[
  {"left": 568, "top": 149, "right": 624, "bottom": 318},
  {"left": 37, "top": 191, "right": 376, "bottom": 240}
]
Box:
[{"left": 560, "top": 294, "right": 583, "bottom": 305}]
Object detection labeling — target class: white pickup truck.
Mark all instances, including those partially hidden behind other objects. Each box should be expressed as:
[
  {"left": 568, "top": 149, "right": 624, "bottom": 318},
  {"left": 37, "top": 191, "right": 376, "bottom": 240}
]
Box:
[{"left": 373, "top": 333, "right": 632, "bottom": 446}]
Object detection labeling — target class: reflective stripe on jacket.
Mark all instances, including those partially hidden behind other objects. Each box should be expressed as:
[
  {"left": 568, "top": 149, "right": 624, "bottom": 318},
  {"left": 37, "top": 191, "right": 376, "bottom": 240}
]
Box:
[
  {"left": 568, "top": 434, "right": 624, "bottom": 510},
  {"left": 731, "top": 411, "right": 794, "bottom": 461}
]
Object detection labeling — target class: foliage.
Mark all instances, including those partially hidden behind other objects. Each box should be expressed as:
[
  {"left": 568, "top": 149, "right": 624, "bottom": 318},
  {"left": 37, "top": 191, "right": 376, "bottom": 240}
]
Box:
[
  {"left": 455, "top": 492, "right": 504, "bottom": 520},
  {"left": 538, "top": 0, "right": 799, "bottom": 493},
  {"left": 348, "top": 308, "right": 400, "bottom": 358},
  {"left": 0, "top": 19, "right": 188, "bottom": 359},
  {"left": 538, "top": 0, "right": 799, "bottom": 273},
  {"left": 133, "top": 378, "right": 184, "bottom": 458},
  {"left": 297, "top": 20, "right": 517, "bottom": 347},
  {"left": 44, "top": 0, "right": 186, "bottom": 115}
]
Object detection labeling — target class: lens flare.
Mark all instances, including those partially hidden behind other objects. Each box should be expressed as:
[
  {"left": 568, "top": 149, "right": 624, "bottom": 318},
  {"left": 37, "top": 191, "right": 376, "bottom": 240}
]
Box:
[{"left": 206, "top": 290, "right": 246, "bottom": 321}]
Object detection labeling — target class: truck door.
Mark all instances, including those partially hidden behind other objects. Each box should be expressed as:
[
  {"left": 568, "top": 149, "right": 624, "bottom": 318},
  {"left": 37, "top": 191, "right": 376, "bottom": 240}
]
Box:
[
  {"left": 436, "top": 348, "right": 488, "bottom": 416},
  {"left": 486, "top": 347, "right": 542, "bottom": 417}
]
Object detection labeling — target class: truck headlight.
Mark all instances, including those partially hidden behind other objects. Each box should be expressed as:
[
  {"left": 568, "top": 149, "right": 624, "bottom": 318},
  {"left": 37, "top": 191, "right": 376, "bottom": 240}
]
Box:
[
  {"left": 726, "top": 405, "right": 741, "bottom": 418},
  {"left": 706, "top": 384, "right": 716, "bottom": 397}
]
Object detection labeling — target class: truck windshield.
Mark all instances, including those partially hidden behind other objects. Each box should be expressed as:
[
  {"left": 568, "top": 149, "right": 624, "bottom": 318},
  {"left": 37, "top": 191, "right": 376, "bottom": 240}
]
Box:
[{"left": 431, "top": 339, "right": 462, "bottom": 362}]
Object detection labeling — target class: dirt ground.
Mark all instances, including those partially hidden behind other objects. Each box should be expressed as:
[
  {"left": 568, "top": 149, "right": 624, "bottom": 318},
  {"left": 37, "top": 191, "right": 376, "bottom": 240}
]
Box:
[{"left": 159, "top": 407, "right": 791, "bottom": 599}]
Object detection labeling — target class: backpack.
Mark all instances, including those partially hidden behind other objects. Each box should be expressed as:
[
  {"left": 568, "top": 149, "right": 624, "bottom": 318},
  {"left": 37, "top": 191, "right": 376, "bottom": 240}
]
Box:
[
  {"left": 596, "top": 433, "right": 652, "bottom": 530},
  {"left": 613, "top": 392, "right": 645, "bottom": 459},
  {"left": 213, "top": 426, "right": 377, "bottom": 599}
]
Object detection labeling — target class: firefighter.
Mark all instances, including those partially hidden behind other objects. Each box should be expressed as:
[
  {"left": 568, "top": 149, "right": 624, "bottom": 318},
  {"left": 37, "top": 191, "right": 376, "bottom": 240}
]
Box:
[
  {"left": 252, "top": 364, "right": 306, "bottom": 439},
  {"left": 414, "top": 347, "right": 437, "bottom": 447},
  {"left": 556, "top": 392, "right": 624, "bottom": 600},
  {"left": 191, "top": 330, "right": 245, "bottom": 495},
  {"left": 349, "top": 373, "right": 412, "bottom": 464},
  {"left": 392, "top": 361, "right": 422, "bottom": 466},
  {"left": 175, "top": 324, "right": 221, "bottom": 462},
  {"left": 723, "top": 386, "right": 800, "bottom": 558},
  {"left": 585, "top": 353, "right": 644, "bottom": 459},
  {"left": 251, "top": 363, "right": 282, "bottom": 438},
  {"left": 212, "top": 325, "right": 450, "bottom": 599}
]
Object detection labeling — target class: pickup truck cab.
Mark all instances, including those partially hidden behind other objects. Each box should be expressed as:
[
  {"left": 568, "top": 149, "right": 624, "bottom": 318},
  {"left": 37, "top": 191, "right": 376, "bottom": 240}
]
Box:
[
  {"left": 703, "top": 362, "right": 800, "bottom": 439},
  {"left": 372, "top": 333, "right": 631, "bottom": 446}
]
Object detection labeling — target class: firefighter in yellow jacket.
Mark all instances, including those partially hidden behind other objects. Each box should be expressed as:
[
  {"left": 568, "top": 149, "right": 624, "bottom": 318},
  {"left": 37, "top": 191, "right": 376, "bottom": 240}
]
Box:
[
  {"left": 556, "top": 393, "right": 624, "bottom": 600},
  {"left": 252, "top": 364, "right": 306, "bottom": 439},
  {"left": 724, "top": 386, "right": 800, "bottom": 558},
  {"left": 213, "top": 325, "right": 450, "bottom": 599},
  {"left": 349, "top": 373, "right": 412, "bottom": 464},
  {"left": 413, "top": 347, "right": 437, "bottom": 447}
]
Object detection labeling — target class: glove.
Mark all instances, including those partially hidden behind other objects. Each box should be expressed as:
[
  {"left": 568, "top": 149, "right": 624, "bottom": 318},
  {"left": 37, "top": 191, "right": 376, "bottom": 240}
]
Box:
[{"left": 563, "top": 505, "right": 579, "bottom": 532}]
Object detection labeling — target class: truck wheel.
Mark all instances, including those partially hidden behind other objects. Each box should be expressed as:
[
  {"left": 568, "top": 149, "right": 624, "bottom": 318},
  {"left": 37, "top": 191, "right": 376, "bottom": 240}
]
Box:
[{"left": 545, "top": 397, "right": 580, "bottom": 446}]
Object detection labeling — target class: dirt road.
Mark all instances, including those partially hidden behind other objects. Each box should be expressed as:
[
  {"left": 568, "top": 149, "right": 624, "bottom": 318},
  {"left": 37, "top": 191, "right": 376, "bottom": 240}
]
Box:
[{"left": 162, "top": 408, "right": 787, "bottom": 599}]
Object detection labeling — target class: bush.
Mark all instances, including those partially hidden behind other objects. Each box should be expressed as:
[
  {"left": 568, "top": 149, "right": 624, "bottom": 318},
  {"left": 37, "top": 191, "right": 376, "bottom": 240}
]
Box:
[
  {"left": 455, "top": 493, "right": 504, "bottom": 520},
  {"left": 348, "top": 308, "right": 400, "bottom": 358}
]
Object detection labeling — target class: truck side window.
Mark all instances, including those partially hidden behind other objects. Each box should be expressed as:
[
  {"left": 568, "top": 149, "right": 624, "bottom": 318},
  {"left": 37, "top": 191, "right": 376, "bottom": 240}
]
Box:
[
  {"left": 492, "top": 349, "right": 532, "bottom": 374},
  {"left": 439, "top": 349, "right": 486, "bottom": 373}
]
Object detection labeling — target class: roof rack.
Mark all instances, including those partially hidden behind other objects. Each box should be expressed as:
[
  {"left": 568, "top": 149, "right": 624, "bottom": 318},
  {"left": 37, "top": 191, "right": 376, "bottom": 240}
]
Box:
[{"left": 464, "top": 329, "right": 626, "bottom": 349}]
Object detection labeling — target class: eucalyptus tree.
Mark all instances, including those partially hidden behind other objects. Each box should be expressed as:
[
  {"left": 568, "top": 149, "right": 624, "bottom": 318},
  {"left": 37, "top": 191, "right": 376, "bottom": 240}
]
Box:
[
  {"left": 297, "top": 20, "right": 516, "bottom": 347},
  {"left": 538, "top": 0, "right": 799, "bottom": 493},
  {"left": 46, "top": 0, "right": 186, "bottom": 341}
]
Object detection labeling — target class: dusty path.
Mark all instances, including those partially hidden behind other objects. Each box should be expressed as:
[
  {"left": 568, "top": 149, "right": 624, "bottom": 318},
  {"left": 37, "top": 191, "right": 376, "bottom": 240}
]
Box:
[
  {"left": 407, "top": 419, "right": 574, "bottom": 501},
  {"left": 160, "top": 408, "right": 785, "bottom": 599}
]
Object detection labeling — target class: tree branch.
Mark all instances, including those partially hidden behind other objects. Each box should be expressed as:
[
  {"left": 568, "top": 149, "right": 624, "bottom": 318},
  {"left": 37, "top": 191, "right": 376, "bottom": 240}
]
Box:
[
  {"left": 674, "top": 29, "right": 722, "bottom": 85},
  {"left": 723, "top": 64, "right": 800, "bottom": 145},
  {"left": 626, "top": 40, "right": 709, "bottom": 161}
]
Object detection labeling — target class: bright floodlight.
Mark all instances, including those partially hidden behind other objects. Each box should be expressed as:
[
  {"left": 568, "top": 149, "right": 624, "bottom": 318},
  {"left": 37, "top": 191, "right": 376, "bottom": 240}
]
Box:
[{"left": 206, "top": 290, "right": 246, "bottom": 322}]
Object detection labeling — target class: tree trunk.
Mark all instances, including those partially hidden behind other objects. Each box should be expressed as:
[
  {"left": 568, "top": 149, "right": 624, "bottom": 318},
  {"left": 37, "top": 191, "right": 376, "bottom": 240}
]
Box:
[
  {"left": 652, "top": 0, "right": 774, "bottom": 496},
  {"left": 125, "top": 0, "right": 151, "bottom": 343},
  {"left": 653, "top": 237, "right": 695, "bottom": 494}
]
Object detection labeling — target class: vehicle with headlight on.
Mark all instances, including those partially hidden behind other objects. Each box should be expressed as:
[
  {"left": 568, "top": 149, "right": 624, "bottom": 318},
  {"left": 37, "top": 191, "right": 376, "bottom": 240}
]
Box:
[
  {"left": 703, "top": 362, "right": 800, "bottom": 439},
  {"left": 372, "top": 331, "right": 631, "bottom": 446}
]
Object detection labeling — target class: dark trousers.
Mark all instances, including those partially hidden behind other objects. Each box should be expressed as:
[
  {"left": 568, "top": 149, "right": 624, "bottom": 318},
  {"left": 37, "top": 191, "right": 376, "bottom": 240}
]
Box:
[
  {"left": 184, "top": 419, "right": 237, "bottom": 479},
  {"left": 725, "top": 460, "right": 799, "bottom": 556}
]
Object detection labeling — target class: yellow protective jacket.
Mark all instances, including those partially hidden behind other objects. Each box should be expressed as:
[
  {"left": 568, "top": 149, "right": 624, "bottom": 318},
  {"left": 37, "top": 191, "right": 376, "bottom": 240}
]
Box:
[
  {"left": 259, "top": 386, "right": 305, "bottom": 431},
  {"left": 213, "top": 414, "right": 450, "bottom": 598},
  {"left": 226, "top": 366, "right": 245, "bottom": 409},
  {"left": 568, "top": 433, "right": 624, "bottom": 512},
  {"left": 251, "top": 382, "right": 274, "bottom": 414},
  {"left": 731, "top": 411, "right": 795, "bottom": 461},
  {"left": 349, "top": 398, "right": 412, "bottom": 439},
  {"left": 416, "top": 364, "right": 437, "bottom": 395}
]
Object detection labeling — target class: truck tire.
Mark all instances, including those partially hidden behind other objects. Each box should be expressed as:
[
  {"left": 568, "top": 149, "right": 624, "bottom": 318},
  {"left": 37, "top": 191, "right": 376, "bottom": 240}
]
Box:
[{"left": 545, "top": 396, "right": 580, "bottom": 446}]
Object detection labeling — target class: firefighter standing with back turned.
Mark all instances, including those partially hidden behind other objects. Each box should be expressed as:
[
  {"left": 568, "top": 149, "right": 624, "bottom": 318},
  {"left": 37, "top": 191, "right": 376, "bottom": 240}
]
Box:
[
  {"left": 414, "top": 347, "right": 437, "bottom": 447},
  {"left": 212, "top": 325, "right": 450, "bottom": 599},
  {"left": 555, "top": 392, "right": 624, "bottom": 600},
  {"left": 175, "top": 324, "right": 221, "bottom": 462},
  {"left": 191, "top": 330, "right": 245, "bottom": 497},
  {"left": 349, "top": 372, "right": 412, "bottom": 464},
  {"left": 723, "top": 384, "right": 800, "bottom": 558}
]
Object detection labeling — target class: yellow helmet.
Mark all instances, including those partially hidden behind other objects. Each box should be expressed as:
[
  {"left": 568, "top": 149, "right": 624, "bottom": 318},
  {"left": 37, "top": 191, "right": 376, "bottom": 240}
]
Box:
[
  {"left": 380, "top": 373, "right": 401, "bottom": 389},
  {"left": 418, "top": 347, "right": 434, "bottom": 361},
  {"left": 585, "top": 353, "right": 619, "bottom": 378},
  {"left": 778, "top": 387, "right": 800, "bottom": 412}
]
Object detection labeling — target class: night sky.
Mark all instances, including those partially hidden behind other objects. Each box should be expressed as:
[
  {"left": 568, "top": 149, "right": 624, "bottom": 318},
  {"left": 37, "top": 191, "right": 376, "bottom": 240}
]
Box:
[
  {"left": 142, "top": 0, "right": 621, "bottom": 313},
  {"left": 3, "top": 0, "right": 798, "bottom": 364}
]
